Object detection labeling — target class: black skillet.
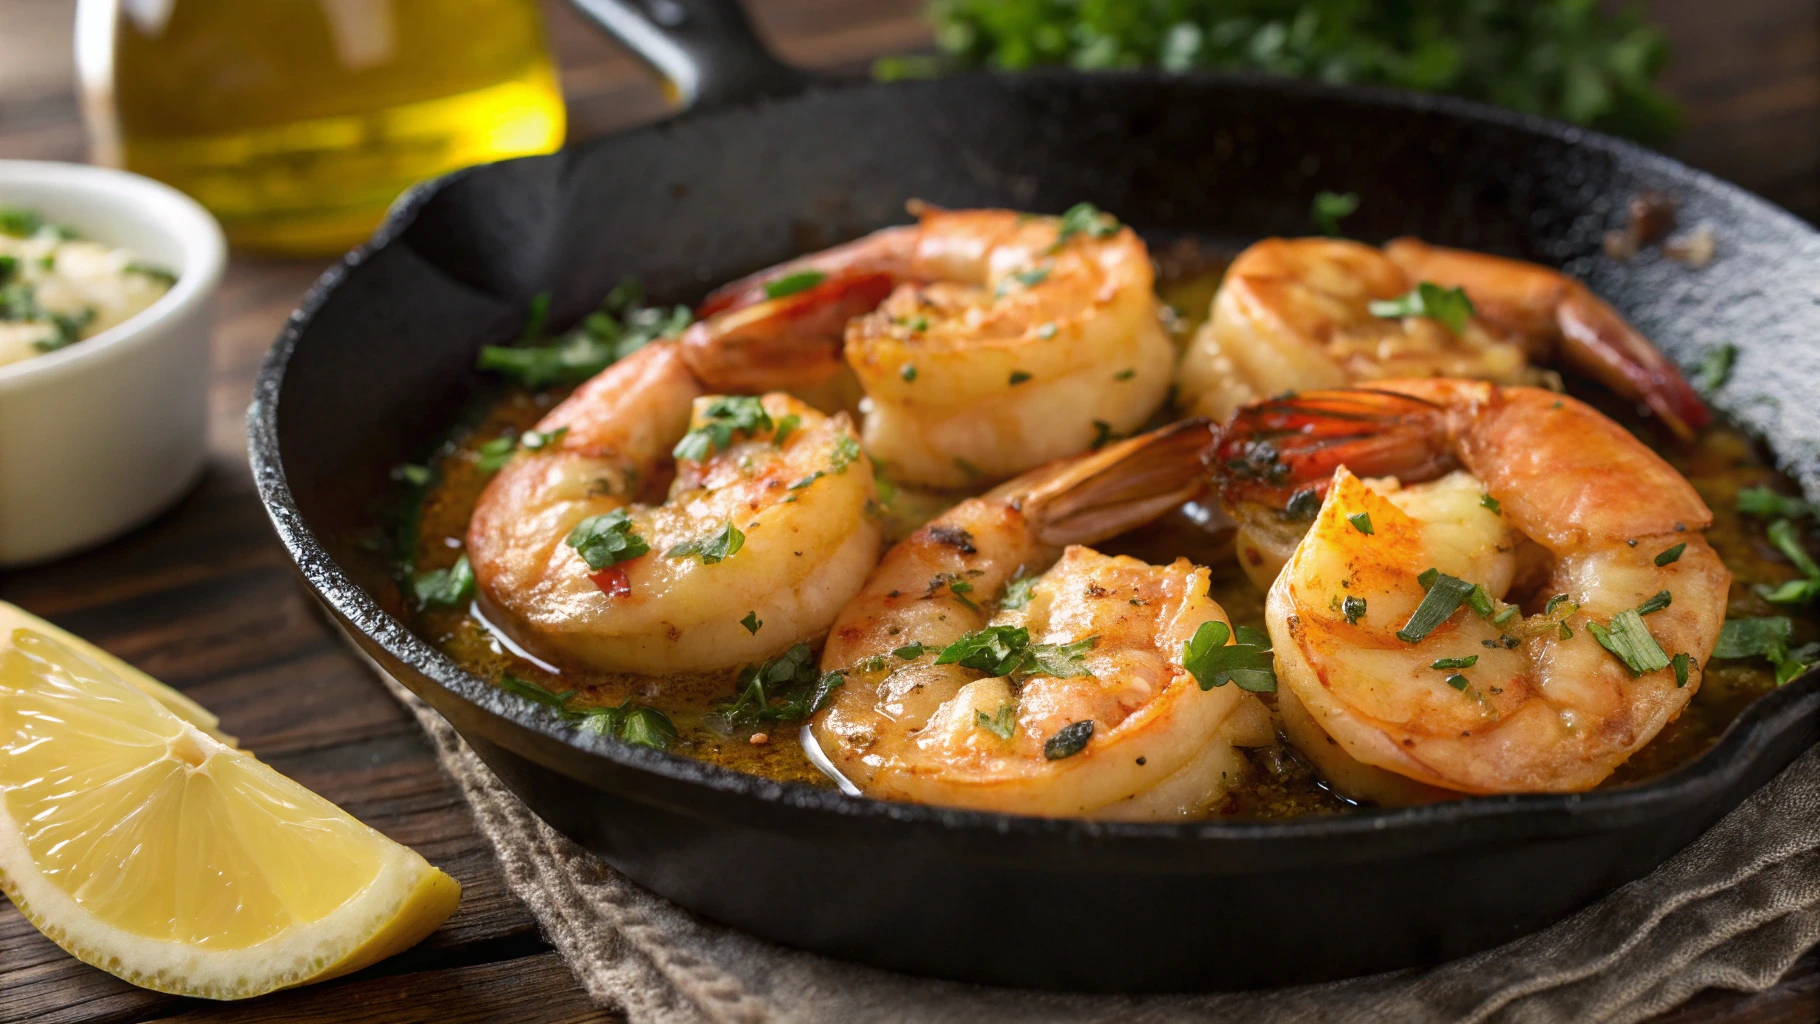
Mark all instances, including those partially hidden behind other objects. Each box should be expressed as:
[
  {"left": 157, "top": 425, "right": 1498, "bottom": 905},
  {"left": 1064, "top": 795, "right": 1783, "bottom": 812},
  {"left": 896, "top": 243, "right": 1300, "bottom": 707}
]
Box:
[{"left": 248, "top": 0, "right": 1820, "bottom": 992}]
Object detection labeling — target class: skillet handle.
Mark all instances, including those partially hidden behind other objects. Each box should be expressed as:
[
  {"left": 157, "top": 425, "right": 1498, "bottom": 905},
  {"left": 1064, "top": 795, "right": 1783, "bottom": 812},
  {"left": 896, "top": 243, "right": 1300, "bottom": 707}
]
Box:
[{"left": 565, "top": 0, "right": 809, "bottom": 110}]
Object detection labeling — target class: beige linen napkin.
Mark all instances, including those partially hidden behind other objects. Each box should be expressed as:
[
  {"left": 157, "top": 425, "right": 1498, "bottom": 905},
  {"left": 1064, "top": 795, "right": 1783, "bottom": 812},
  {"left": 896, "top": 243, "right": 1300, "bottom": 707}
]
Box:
[{"left": 372, "top": 666, "right": 1820, "bottom": 1024}]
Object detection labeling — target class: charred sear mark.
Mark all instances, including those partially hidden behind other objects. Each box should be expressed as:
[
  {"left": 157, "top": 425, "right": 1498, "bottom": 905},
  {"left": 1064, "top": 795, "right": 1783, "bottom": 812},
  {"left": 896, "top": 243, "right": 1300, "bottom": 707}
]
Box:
[
  {"left": 926, "top": 524, "right": 978, "bottom": 554},
  {"left": 1223, "top": 439, "right": 1291, "bottom": 484}
]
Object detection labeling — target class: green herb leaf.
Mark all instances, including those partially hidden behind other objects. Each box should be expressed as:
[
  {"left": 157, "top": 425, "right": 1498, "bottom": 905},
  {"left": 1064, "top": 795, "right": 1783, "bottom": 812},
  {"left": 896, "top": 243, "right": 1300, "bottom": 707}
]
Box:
[
  {"left": 1053, "top": 202, "right": 1121, "bottom": 250},
  {"left": 764, "top": 269, "right": 828, "bottom": 299},
  {"left": 666, "top": 520, "right": 745, "bottom": 565},
  {"left": 1654, "top": 542, "right": 1687, "bottom": 567},
  {"left": 976, "top": 702, "right": 1018, "bottom": 739},
  {"left": 1759, "top": 579, "right": 1820, "bottom": 605},
  {"left": 1636, "top": 590, "right": 1673, "bottom": 615},
  {"left": 477, "top": 281, "right": 690, "bottom": 389},
  {"left": 1695, "top": 343, "right": 1735, "bottom": 395},
  {"left": 740, "top": 611, "right": 762, "bottom": 634},
  {"left": 673, "top": 396, "right": 774, "bottom": 462},
  {"left": 1714, "top": 617, "right": 1793, "bottom": 660},
  {"left": 520, "top": 426, "right": 569, "bottom": 451},
  {"left": 412, "top": 554, "right": 475, "bottom": 609},
  {"left": 829, "top": 433, "right": 863, "bottom": 474},
  {"left": 1587, "top": 608, "right": 1670, "bottom": 675},
  {"left": 1738, "top": 486, "right": 1814, "bottom": 519},
  {"left": 1766, "top": 521, "right": 1820, "bottom": 578},
  {"left": 1347, "top": 511, "right": 1373, "bottom": 535},
  {"left": 0, "top": 206, "right": 45, "bottom": 237},
  {"left": 900, "top": 364, "right": 918, "bottom": 382},
  {"left": 1342, "top": 595, "right": 1367, "bottom": 625},
  {"left": 1431, "top": 655, "right": 1479, "bottom": 670},
  {"left": 1113, "top": 368, "right": 1136, "bottom": 381},
  {"left": 565, "top": 509, "right": 650, "bottom": 570},
  {"left": 892, "top": 642, "right": 930, "bottom": 660},
  {"left": 1368, "top": 282, "right": 1476, "bottom": 334},
  {"left": 1480, "top": 493, "right": 1502, "bottom": 514},
  {"left": 1090, "top": 420, "right": 1116, "bottom": 450},
  {"left": 773, "top": 414, "right": 801, "bottom": 448},
  {"left": 1180, "top": 620, "right": 1277, "bottom": 693},
  {"left": 475, "top": 434, "right": 518, "bottom": 473},
  {"left": 581, "top": 697, "right": 678, "bottom": 750},
  {"left": 1042, "top": 719, "right": 1094, "bottom": 760},
  {"left": 1396, "top": 570, "right": 1476, "bottom": 643},
  {"left": 1545, "top": 593, "right": 1573, "bottom": 616},
  {"left": 715, "top": 643, "right": 845, "bottom": 728},
  {"left": 1671, "top": 652, "right": 1692, "bottom": 688},
  {"left": 1445, "top": 674, "right": 1470, "bottom": 691},
  {"left": 999, "top": 575, "right": 1039, "bottom": 611},
  {"left": 1465, "top": 584, "right": 1495, "bottom": 618},
  {"left": 935, "top": 626, "right": 1096, "bottom": 680},
  {"left": 500, "top": 673, "right": 576, "bottom": 714},
  {"left": 1008, "top": 370, "right": 1033, "bottom": 386},
  {"left": 1311, "top": 190, "right": 1359, "bottom": 236},
  {"left": 392, "top": 462, "right": 432, "bottom": 488}
]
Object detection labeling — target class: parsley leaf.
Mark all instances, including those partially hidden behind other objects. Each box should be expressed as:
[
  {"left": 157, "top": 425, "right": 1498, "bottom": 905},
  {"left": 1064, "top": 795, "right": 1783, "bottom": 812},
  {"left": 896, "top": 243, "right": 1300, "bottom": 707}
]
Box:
[
  {"left": 740, "top": 611, "right": 762, "bottom": 634},
  {"left": 1587, "top": 609, "right": 1670, "bottom": 675},
  {"left": 935, "top": 625, "right": 1096, "bottom": 680},
  {"left": 477, "top": 282, "right": 691, "bottom": 389},
  {"left": 976, "top": 702, "right": 1018, "bottom": 739},
  {"left": 714, "top": 643, "right": 845, "bottom": 728},
  {"left": 565, "top": 510, "right": 650, "bottom": 570},
  {"left": 1738, "top": 486, "right": 1815, "bottom": 519},
  {"left": 412, "top": 554, "right": 475, "bottom": 609},
  {"left": 666, "top": 520, "right": 745, "bottom": 564},
  {"left": 999, "top": 575, "right": 1039, "bottom": 610},
  {"left": 1397, "top": 570, "right": 1476, "bottom": 643},
  {"left": 1311, "top": 190, "right": 1359, "bottom": 236},
  {"left": 580, "top": 697, "right": 678, "bottom": 750},
  {"left": 1369, "top": 282, "right": 1476, "bottom": 334},
  {"left": 764, "top": 269, "right": 827, "bottom": 299},
  {"left": 1695, "top": 343, "right": 1735, "bottom": 395},
  {"left": 1042, "top": 720, "right": 1094, "bottom": 760},
  {"left": 673, "top": 396, "right": 774, "bottom": 462},
  {"left": 1180, "top": 620, "right": 1277, "bottom": 693},
  {"left": 1052, "top": 202, "right": 1120, "bottom": 250},
  {"left": 1347, "top": 511, "right": 1373, "bottom": 535}
]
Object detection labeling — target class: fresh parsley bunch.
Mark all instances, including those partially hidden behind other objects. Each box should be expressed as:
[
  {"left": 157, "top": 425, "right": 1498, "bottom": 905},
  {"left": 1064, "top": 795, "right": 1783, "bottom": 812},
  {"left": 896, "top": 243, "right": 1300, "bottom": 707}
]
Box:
[{"left": 882, "top": 0, "right": 1678, "bottom": 144}]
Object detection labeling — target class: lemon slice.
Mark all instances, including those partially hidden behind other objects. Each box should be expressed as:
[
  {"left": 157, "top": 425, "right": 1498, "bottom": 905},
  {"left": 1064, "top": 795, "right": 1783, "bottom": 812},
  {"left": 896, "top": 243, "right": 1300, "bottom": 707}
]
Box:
[
  {"left": 0, "top": 601, "right": 233, "bottom": 745},
  {"left": 0, "top": 624, "right": 461, "bottom": 999}
]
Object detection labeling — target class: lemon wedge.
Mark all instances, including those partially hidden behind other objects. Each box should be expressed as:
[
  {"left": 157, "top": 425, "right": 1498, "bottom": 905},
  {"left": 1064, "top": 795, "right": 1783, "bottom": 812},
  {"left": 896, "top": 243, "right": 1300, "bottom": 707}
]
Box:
[{"left": 0, "top": 623, "right": 461, "bottom": 999}]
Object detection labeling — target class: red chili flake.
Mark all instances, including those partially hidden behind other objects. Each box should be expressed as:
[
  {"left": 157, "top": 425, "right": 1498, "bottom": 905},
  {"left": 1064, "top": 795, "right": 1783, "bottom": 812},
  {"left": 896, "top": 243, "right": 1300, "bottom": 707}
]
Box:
[{"left": 589, "top": 566, "right": 631, "bottom": 597}]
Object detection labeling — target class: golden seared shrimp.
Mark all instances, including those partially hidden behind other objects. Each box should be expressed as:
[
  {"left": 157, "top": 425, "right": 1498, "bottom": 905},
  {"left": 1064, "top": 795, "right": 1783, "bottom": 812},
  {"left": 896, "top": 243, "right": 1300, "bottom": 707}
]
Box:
[
  {"left": 1209, "top": 381, "right": 1729, "bottom": 798},
  {"left": 683, "top": 204, "right": 1176, "bottom": 488},
  {"left": 466, "top": 341, "right": 881, "bottom": 675},
  {"left": 1178, "top": 238, "right": 1709, "bottom": 440},
  {"left": 812, "top": 421, "right": 1274, "bottom": 819}
]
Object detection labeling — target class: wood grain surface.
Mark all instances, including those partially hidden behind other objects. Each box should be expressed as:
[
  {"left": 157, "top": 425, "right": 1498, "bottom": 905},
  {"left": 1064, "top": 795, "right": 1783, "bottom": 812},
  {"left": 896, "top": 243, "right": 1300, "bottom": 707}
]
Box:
[{"left": 0, "top": 1, "right": 1816, "bottom": 1021}]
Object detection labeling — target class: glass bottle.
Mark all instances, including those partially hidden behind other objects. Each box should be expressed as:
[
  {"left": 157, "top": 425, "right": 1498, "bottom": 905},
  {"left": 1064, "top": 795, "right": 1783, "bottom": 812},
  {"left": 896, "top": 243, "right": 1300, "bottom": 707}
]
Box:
[{"left": 77, "top": 0, "right": 567, "bottom": 254}]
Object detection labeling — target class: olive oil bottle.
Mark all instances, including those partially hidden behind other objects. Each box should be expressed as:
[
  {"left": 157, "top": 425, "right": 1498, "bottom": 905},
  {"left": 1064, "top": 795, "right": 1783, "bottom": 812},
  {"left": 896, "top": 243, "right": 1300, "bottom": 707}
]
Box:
[{"left": 77, "top": 0, "right": 566, "bottom": 254}]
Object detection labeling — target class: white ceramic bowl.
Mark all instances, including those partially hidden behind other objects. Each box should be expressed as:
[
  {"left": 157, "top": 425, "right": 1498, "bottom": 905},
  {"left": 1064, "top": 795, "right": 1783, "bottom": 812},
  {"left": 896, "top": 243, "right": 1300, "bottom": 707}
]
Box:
[{"left": 0, "top": 160, "right": 225, "bottom": 566}]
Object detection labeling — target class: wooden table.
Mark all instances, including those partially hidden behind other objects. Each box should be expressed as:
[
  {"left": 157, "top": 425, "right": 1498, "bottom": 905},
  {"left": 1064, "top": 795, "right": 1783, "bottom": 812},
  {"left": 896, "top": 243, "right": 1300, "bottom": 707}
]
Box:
[{"left": 1, "top": 2, "right": 1816, "bottom": 1021}]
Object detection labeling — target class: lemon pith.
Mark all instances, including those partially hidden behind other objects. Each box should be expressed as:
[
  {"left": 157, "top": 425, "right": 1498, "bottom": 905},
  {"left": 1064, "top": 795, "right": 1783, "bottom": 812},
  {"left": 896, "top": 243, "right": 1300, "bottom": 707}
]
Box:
[{"left": 0, "top": 625, "right": 461, "bottom": 999}]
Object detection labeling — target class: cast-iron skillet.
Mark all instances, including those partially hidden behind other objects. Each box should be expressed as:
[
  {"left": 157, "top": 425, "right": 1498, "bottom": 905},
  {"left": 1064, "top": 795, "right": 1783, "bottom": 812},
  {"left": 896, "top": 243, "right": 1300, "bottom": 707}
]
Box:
[{"left": 248, "top": 0, "right": 1820, "bottom": 992}]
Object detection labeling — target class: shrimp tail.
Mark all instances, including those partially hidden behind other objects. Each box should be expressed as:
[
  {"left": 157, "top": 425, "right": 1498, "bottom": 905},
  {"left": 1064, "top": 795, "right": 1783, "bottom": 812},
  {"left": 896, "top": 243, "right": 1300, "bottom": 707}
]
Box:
[
  {"left": 1208, "top": 388, "right": 1457, "bottom": 510},
  {"left": 1006, "top": 419, "right": 1214, "bottom": 545},
  {"left": 1554, "top": 288, "right": 1710, "bottom": 442},
  {"left": 679, "top": 270, "right": 897, "bottom": 393}
]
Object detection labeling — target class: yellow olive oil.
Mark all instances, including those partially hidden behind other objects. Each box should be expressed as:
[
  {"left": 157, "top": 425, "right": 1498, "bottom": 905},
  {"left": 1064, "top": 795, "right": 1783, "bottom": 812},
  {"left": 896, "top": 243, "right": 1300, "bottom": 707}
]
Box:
[{"left": 80, "top": 0, "right": 566, "bottom": 254}]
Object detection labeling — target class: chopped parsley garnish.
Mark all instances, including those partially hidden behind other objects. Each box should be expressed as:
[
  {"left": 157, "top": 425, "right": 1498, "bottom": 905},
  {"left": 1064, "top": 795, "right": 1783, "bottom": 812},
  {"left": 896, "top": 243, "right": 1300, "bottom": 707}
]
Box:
[
  {"left": 946, "top": 578, "right": 980, "bottom": 610},
  {"left": 1008, "top": 370, "right": 1033, "bottom": 386},
  {"left": 477, "top": 282, "right": 690, "bottom": 389},
  {"left": 1464, "top": 584, "right": 1495, "bottom": 618},
  {"left": 763, "top": 269, "right": 827, "bottom": 299},
  {"left": 1311, "top": 190, "right": 1359, "bottom": 236},
  {"left": 1431, "top": 655, "right": 1478, "bottom": 670},
  {"left": 1445, "top": 674, "right": 1470, "bottom": 691},
  {"left": 1671, "top": 652, "right": 1692, "bottom": 688},
  {"left": 1090, "top": 420, "right": 1116, "bottom": 450},
  {"left": 1042, "top": 720, "right": 1094, "bottom": 760},
  {"left": 1180, "top": 620, "right": 1277, "bottom": 692},
  {"left": 976, "top": 703, "right": 1018, "bottom": 739},
  {"left": 1767, "top": 520, "right": 1819, "bottom": 576},
  {"left": 954, "top": 457, "right": 982, "bottom": 479},
  {"left": 1636, "top": 590, "right": 1673, "bottom": 615},
  {"left": 1695, "top": 342, "right": 1735, "bottom": 395},
  {"left": 935, "top": 625, "right": 1096, "bottom": 680},
  {"left": 1396, "top": 570, "right": 1475, "bottom": 643},
  {"left": 565, "top": 509, "right": 649, "bottom": 570},
  {"left": 715, "top": 643, "right": 845, "bottom": 728},
  {"left": 475, "top": 434, "right": 518, "bottom": 473},
  {"left": 1738, "top": 486, "right": 1814, "bottom": 519},
  {"left": 580, "top": 697, "right": 678, "bottom": 749},
  {"left": 773, "top": 414, "right": 801, "bottom": 447},
  {"left": 412, "top": 554, "right": 475, "bottom": 609},
  {"left": 1480, "top": 493, "right": 1502, "bottom": 514},
  {"left": 740, "top": 610, "right": 762, "bottom": 634},
  {"left": 1113, "top": 368, "right": 1136, "bottom": 381},
  {"left": 1368, "top": 281, "right": 1476, "bottom": 334},
  {"left": 1654, "top": 542, "right": 1687, "bottom": 567},
  {"left": 829, "top": 433, "right": 863, "bottom": 473},
  {"left": 1052, "top": 202, "right": 1120, "bottom": 250},
  {"left": 666, "top": 520, "right": 745, "bottom": 564},
  {"left": 998, "top": 265, "right": 1051, "bottom": 296},
  {"left": 789, "top": 471, "right": 823, "bottom": 490},
  {"left": 1347, "top": 511, "right": 1373, "bottom": 535},
  {"left": 1492, "top": 605, "right": 1520, "bottom": 626},
  {"left": 1587, "top": 608, "right": 1670, "bottom": 675},
  {"left": 1285, "top": 488, "right": 1321, "bottom": 521},
  {"left": 674, "top": 396, "right": 773, "bottom": 462},
  {"left": 391, "top": 462, "right": 432, "bottom": 488},
  {"left": 1714, "top": 617, "right": 1791, "bottom": 659},
  {"left": 892, "top": 642, "right": 930, "bottom": 660},
  {"left": 1545, "top": 593, "right": 1574, "bottom": 616},
  {"left": 999, "top": 575, "right": 1039, "bottom": 611},
  {"left": 499, "top": 673, "right": 577, "bottom": 713},
  {"left": 0, "top": 206, "right": 44, "bottom": 237},
  {"left": 900, "top": 364, "right": 918, "bottom": 382},
  {"left": 1342, "top": 595, "right": 1367, "bottom": 625}
]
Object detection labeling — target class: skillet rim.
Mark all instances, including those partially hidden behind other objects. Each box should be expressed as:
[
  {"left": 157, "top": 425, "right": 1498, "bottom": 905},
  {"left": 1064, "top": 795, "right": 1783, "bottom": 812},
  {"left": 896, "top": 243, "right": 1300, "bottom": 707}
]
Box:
[{"left": 248, "top": 67, "right": 1820, "bottom": 844}]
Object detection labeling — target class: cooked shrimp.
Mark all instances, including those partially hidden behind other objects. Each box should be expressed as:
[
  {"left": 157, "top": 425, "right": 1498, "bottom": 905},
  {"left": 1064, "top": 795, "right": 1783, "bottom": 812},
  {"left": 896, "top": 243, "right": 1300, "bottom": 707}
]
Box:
[
  {"left": 466, "top": 341, "right": 881, "bottom": 675},
  {"left": 812, "top": 420, "right": 1274, "bottom": 819},
  {"left": 1209, "top": 380, "right": 1729, "bottom": 796},
  {"left": 1178, "top": 238, "right": 1709, "bottom": 440},
  {"left": 683, "top": 204, "right": 1176, "bottom": 488}
]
